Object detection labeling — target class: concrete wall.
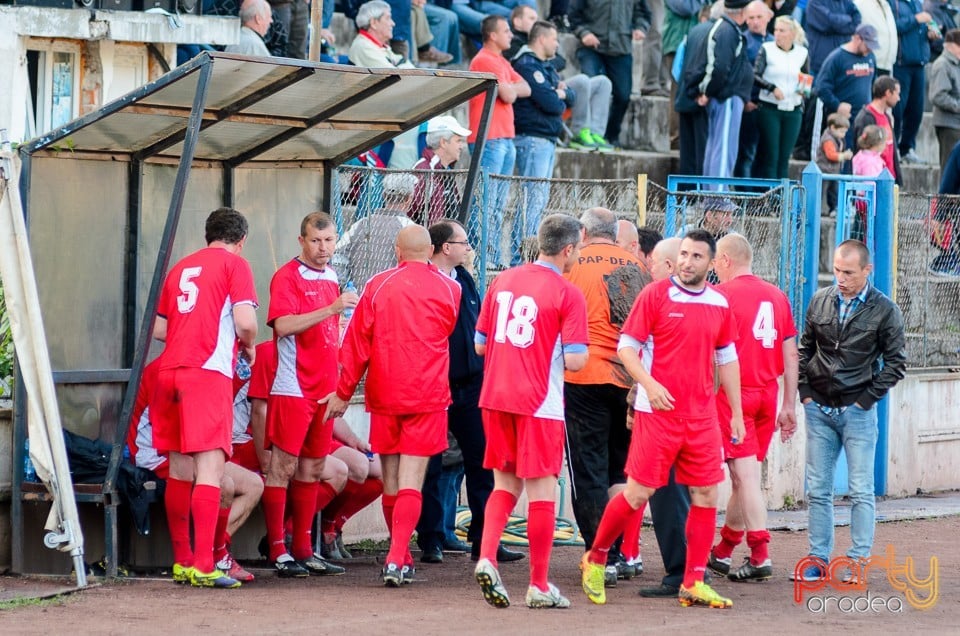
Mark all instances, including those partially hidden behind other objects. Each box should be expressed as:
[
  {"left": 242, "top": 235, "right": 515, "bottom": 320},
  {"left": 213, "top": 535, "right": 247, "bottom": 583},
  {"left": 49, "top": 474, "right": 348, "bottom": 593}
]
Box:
[{"left": 0, "top": 7, "right": 238, "bottom": 143}]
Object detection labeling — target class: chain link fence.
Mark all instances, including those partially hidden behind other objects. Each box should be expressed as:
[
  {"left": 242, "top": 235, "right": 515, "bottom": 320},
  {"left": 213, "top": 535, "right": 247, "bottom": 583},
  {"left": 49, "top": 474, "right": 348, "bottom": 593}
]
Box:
[
  {"left": 330, "top": 168, "right": 804, "bottom": 320},
  {"left": 332, "top": 165, "right": 477, "bottom": 292},
  {"left": 896, "top": 192, "right": 960, "bottom": 368},
  {"left": 482, "top": 174, "right": 639, "bottom": 271},
  {"left": 644, "top": 183, "right": 804, "bottom": 316}
]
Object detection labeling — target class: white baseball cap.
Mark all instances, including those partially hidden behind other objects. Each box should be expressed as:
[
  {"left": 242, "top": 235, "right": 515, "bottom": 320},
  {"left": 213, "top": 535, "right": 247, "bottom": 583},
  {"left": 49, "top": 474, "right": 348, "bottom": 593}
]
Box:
[{"left": 427, "top": 115, "right": 471, "bottom": 137}]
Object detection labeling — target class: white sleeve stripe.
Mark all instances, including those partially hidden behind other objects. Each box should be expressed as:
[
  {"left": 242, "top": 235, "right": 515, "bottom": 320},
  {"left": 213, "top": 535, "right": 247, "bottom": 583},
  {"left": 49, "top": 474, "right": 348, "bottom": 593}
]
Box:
[
  {"left": 715, "top": 343, "right": 738, "bottom": 365},
  {"left": 618, "top": 334, "right": 643, "bottom": 352}
]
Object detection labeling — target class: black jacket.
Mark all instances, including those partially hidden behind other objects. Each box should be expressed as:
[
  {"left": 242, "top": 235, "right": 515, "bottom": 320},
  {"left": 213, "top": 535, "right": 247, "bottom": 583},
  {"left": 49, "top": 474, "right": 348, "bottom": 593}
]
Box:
[
  {"left": 699, "top": 15, "right": 753, "bottom": 101},
  {"left": 675, "top": 19, "right": 715, "bottom": 113},
  {"left": 570, "top": 0, "right": 652, "bottom": 56},
  {"left": 512, "top": 47, "right": 575, "bottom": 140},
  {"left": 798, "top": 285, "right": 906, "bottom": 409},
  {"left": 449, "top": 265, "right": 484, "bottom": 383}
]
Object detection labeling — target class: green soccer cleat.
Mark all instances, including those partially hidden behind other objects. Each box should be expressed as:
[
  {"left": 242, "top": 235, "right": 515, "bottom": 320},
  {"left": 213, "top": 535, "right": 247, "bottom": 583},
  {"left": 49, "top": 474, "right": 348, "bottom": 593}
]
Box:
[
  {"left": 580, "top": 553, "right": 607, "bottom": 605},
  {"left": 679, "top": 580, "right": 733, "bottom": 608}
]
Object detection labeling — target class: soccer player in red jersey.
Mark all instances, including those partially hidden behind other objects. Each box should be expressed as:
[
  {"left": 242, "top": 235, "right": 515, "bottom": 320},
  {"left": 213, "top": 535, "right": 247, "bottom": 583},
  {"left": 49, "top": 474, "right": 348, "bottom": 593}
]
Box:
[
  {"left": 472, "top": 214, "right": 589, "bottom": 609},
  {"left": 325, "top": 225, "right": 461, "bottom": 587},
  {"left": 580, "top": 228, "right": 745, "bottom": 609},
  {"left": 130, "top": 356, "right": 263, "bottom": 584},
  {"left": 261, "top": 212, "right": 357, "bottom": 578},
  {"left": 707, "top": 233, "right": 798, "bottom": 582},
  {"left": 149, "top": 207, "right": 258, "bottom": 589}
]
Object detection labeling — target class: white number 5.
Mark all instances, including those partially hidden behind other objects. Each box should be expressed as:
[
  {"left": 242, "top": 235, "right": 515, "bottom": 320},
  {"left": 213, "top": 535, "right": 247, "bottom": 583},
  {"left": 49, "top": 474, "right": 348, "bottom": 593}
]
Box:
[
  {"left": 493, "top": 291, "right": 538, "bottom": 348},
  {"left": 752, "top": 301, "right": 777, "bottom": 349},
  {"left": 177, "top": 267, "right": 202, "bottom": 313}
]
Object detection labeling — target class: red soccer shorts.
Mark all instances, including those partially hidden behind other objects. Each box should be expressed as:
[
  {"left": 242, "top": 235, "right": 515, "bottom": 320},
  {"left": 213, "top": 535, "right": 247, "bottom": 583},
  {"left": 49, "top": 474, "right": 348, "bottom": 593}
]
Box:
[
  {"left": 717, "top": 383, "right": 779, "bottom": 461},
  {"left": 151, "top": 367, "right": 233, "bottom": 457},
  {"left": 265, "top": 395, "right": 333, "bottom": 459},
  {"left": 482, "top": 409, "right": 565, "bottom": 480},
  {"left": 370, "top": 411, "right": 447, "bottom": 456},
  {"left": 230, "top": 440, "right": 261, "bottom": 473},
  {"left": 625, "top": 410, "right": 724, "bottom": 488}
]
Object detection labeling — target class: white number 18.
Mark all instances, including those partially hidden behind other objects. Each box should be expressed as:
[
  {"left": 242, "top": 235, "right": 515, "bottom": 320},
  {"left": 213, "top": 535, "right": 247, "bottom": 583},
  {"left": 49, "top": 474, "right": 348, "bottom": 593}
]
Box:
[{"left": 493, "top": 291, "right": 538, "bottom": 348}]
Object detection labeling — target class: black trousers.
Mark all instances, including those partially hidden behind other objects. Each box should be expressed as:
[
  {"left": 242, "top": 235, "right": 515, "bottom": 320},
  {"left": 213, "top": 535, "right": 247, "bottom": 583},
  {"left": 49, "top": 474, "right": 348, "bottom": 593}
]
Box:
[
  {"left": 417, "top": 376, "right": 493, "bottom": 549},
  {"left": 565, "top": 382, "right": 630, "bottom": 562},
  {"left": 649, "top": 467, "right": 690, "bottom": 588},
  {"left": 678, "top": 110, "right": 708, "bottom": 177}
]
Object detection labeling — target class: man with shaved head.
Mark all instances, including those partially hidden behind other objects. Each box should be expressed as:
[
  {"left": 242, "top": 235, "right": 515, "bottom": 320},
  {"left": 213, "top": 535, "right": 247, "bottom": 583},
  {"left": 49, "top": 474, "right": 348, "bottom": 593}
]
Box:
[
  {"left": 615, "top": 220, "right": 640, "bottom": 257},
  {"left": 707, "top": 233, "right": 798, "bottom": 583},
  {"left": 564, "top": 207, "right": 651, "bottom": 587},
  {"left": 326, "top": 224, "right": 461, "bottom": 587}
]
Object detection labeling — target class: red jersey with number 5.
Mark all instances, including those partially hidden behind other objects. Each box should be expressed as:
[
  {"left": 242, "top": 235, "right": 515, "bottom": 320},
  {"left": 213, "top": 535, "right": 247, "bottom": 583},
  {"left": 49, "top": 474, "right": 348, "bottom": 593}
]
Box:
[
  {"left": 476, "top": 263, "right": 589, "bottom": 420},
  {"left": 157, "top": 247, "right": 258, "bottom": 377},
  {"left": 718, "top": 274, "right": 797, "bottom": 388}
]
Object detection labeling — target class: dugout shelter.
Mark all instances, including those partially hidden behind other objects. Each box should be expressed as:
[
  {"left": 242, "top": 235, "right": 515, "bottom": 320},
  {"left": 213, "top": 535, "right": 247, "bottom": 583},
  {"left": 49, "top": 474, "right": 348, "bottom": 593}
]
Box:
[{"left": 11, "top": 51, "right": 497, "bottom": 577}]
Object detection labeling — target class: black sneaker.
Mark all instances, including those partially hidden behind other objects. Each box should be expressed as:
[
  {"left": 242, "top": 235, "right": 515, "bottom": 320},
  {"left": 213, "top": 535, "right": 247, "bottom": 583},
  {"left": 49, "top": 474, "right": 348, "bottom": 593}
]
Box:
[
  {"left": 728, "top": 557, "right": 773, "bottom": 582},
  {"left": 420, "top": 545, "right": 443, "bottom": 564},
  {"left": 382, "top": 563, "right": 404, "bottom": 587},
  {"left": 708, "top": 551, "right": 732, "bottom": 576},
  {"left": 299, "top": 553, "right": 346, "bottom": 576},
  {"left": 401, "top": 564, "right": 415, "bottom": 584},
  {"left": 551, "top": 14, "right": 572, "bottom": 33},
  {"left": 639, "top": 583, "right": 680, "bottom": 598},
  {"left": 274, "top": 554, "right": 309, "bottom": 578}
]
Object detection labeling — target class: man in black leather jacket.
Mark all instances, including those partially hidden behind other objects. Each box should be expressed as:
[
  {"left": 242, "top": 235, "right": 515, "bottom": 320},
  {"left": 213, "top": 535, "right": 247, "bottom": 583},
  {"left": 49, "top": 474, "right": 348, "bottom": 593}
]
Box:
[{"left": 795, "top": 239, "right": 906, "bottom": 583}]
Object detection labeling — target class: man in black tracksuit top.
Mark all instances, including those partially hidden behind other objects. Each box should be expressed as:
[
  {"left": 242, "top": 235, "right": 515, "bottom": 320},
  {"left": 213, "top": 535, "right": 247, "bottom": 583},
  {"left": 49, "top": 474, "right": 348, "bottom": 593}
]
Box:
[{"left": 697, "top": 0, "right": 753, "bottom": 179}]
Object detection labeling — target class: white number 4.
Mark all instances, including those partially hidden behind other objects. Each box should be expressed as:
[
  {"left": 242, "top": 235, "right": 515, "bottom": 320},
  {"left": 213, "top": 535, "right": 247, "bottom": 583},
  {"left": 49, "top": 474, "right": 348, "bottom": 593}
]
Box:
[
  {"left": 177, "top": 266, "right": 202, "bottom": 313},
  {"left": 493, "top": 291, "right": 538, "bottom": 348},
  {"left": 752, "top": 301, "right": 777, "bottom": 349}
]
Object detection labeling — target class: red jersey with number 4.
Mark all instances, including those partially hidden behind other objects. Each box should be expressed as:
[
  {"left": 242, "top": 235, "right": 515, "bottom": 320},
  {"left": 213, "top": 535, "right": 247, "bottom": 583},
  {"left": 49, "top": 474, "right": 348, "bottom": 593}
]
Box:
[
  {"left": 620, "top": 277, "right": 737, "bottom": 419},
  {"left": 477, "top": 263, "right": 589, "bottom": 420},
  {"left": 157, "top": 247, "right": 258, "bottom": 378},
  {"left": 718, "top": 274, "right": 797, "bottom": 388},
  {"left": 267, "top": 259, "right": 341, "bottom": 400}
]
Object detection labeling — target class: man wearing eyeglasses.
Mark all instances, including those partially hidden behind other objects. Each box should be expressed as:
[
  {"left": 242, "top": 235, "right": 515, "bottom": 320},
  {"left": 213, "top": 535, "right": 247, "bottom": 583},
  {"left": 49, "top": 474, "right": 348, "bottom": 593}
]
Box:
[{"left": 415, "top": 220, "right": 526, "bottom": 565}]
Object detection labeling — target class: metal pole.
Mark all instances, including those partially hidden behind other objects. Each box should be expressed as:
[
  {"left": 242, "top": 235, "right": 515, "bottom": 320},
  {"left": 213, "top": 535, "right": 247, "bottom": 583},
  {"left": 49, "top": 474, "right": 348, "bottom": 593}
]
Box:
[
  {"left": 800, "top": 162, "right": 824, "bottom": 324},
  {"left": 107, "top": 58, "right": 216, "bottom": 530}
]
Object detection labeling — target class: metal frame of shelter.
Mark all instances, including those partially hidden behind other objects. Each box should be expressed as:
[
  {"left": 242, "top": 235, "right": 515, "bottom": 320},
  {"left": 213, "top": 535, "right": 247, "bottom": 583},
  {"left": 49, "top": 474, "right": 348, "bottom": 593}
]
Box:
[{"left": 12, "top": 51, "right": 497, "bottom": 577}]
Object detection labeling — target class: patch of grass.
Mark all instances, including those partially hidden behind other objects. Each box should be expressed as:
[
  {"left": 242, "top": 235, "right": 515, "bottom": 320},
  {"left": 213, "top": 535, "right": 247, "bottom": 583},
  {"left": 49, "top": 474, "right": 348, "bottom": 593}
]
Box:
[
  {"left": 348, "top": 537, "right": 391, "bottom": 552},
  {"left": 0, "top": 594, "right": 67, "bottom": 611}
]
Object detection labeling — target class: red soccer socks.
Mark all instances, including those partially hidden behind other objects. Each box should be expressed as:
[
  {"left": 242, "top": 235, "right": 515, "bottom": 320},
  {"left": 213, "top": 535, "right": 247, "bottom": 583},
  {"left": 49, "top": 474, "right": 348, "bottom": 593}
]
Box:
[
  {"left": 165, "top": 477, "right": 194, "bottom": 567},
  {"left": 683, "top": 505, "right": 717, "bottom": 588},
  {"left": 479, "top": 489, "right": 517, "bottom": 565},
  {"left": 190, "top": 484, "right": 221, "bottom": 573},
  {"left": 527, "top": 500, "right": 555, "bottom": 591},
  {"left": 385, "top": 489, "right": 422, "bottom": 566}
]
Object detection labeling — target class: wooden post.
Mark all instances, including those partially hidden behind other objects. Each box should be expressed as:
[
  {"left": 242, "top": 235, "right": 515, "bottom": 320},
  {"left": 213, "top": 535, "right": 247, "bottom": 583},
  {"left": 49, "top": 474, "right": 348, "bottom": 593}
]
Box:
[{"left": 309, "top": 0, "right": 322, "bottom": 61}]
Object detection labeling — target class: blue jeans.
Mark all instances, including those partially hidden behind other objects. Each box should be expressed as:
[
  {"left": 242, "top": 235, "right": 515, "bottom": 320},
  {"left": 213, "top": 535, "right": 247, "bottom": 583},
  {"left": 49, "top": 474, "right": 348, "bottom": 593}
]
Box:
[
  {"left": 512, "top": 135, "right": 556, "bottom": 265},
  {"left": 447, "top": 0, "right": 486, "bottom": 36},
  {"left": 575, "top": 47, "right": 633, "bottom": 144},
  {"left": 424, "top": 3, "right": 461, "bottom": 65},
  {"left": 438, "top": 465, "right": 465, "bottom": 543},
  {"left": 479, "top": 138, "right": 516, "bottom": 268},
  {"left": 385, "top": 0, "right": 413, "bottom": 44},
  {"left": 892, "top": 63, "right": 925, "bottom": 155},
  {"left": 804, "top": 401, "right": 879, "bottom": 561}
]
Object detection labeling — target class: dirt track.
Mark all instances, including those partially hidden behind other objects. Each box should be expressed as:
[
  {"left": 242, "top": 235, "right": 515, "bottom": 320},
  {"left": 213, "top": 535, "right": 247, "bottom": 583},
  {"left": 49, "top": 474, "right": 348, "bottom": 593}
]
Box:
[{"left": 0, "top": 515, "right": 956, "bottom": 635}]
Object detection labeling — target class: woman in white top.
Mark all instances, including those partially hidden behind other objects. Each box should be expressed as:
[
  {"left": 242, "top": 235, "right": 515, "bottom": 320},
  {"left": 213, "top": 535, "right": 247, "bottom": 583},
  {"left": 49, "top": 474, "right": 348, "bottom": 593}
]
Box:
[{"left": 754, "top": 16, "right": 810, "bottom": 179}]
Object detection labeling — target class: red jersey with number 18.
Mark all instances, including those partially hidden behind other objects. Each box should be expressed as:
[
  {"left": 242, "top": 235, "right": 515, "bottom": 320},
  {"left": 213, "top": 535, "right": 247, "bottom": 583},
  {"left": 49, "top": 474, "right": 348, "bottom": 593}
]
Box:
[
  {"left": 476, "top": 263, "right": 589, "bottom": 420},
  {"left": 717, "top": 274, "right": 797, "bottom": 388},
  {"left": 157, "top": 247, "right": 258, "bottom": 377}
]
